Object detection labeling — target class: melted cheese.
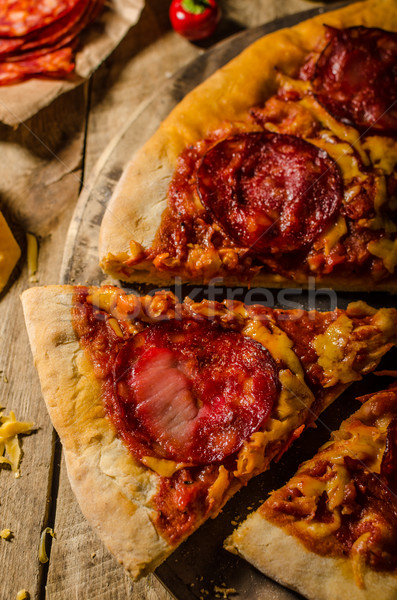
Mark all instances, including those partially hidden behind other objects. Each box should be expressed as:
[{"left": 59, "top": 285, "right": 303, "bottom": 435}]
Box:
[
  {"left": 320, "top": 215, "right": 348, "bottom": 255},
  {"left": 108, "top": 318, "right": 124, "bottom": 338},
  {"left": 234, "top": 319, "right": 315, "bottom": 479},
  {"left": 276, "top": 369, "right": 314, "bottom": 421},
  {"left": 310, "top": 136, "right": 365, "bottom": 182},
  {"left": 141, "top": 456, "right": 188, "bottom": 477},
  {"left": 242, "top": 320, "right": 305, "bottom": 381},
  {"left": 295, "top": 509, "right": 342, "bottom": 538},
  {"left": 0, "top": 212, "right": 20, "bottom": 293},
  {"left": 87, "top": 288, "right": 121, "bottom": 313},
  {"left": 208, "top": 465, "right": 230, "bottom": 507},
  {"left": 351, "top": 532, "right": 372, "bottom": 589},
  {"left": 368, "top": 238, "right": 397, "bottom": 273},
  {"left": 362, "top": 136, "right": 397, "bottom": 175},
  {"left": 313, "top": 315, "right": 361, "bottom": 386},
  {"left": 234, "top": 431, "right": 267, "bottom": 478}
]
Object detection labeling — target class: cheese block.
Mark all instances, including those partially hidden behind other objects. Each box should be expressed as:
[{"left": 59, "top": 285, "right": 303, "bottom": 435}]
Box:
[{"left": 0, "top": 211, "right": 20, "bottom": 293}]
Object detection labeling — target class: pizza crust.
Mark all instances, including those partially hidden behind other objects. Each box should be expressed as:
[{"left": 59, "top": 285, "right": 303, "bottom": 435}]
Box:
[
  {"left": 21, "top": 286, "right": 173, "bottom": 580},
  {"left": 21, "top": 285, "right": 397, "bottom": 581},
  {"left": 225, "top": 513, "right": 397, "bottom": 600},
  {"left": 99, "top": 0, "right": 397, "bottom": 290}
]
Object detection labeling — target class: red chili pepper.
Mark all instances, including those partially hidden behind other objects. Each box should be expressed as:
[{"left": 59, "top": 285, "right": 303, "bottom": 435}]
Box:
[{"left": 169, "top": 0, "right": 221, "bottom": 41}]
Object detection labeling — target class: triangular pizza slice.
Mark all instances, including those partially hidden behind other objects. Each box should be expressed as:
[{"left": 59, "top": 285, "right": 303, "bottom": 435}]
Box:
[
  {"left": 225, "top": 383, "right": 397, "bottom": 600},
  {"left": 99, "top": 0, "right": 397, "bottom": 292},
  {"left": 21, "top": 285, "right": 397, "bottom": 580}
]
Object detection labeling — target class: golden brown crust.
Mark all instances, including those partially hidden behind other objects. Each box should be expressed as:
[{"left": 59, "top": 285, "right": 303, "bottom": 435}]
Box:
[
  {"left": 99, "top": 0, "right": 397, "bottom": 290},
  {"left": 225, "top": 391, "right": 397, "bottom": 599},
  {"left": 21, "top": 286, "right": 172, "bottom": 580},
  {"left": 225, "top": 514, "right": 397, "bottom": 600},
  {"left": 21, "top": 285, "right": 397, "bottom": 582}
]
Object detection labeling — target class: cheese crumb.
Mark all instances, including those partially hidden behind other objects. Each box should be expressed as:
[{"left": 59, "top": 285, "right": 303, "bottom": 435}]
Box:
[
  {"left": 0, "top": 528, "right": 12, "bottom": 540},
  {"left": 16, "top": 591, "right": 29, "bottom": 600}
]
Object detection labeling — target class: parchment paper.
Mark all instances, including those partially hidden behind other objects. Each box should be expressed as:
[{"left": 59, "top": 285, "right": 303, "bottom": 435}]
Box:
[{"left": 0, "top": 0, "right": 145, "bottom": 127}]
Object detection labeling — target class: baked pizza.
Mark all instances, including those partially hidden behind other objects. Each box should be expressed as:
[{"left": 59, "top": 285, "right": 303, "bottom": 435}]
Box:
[
  {"left": 21, "top": 285, "right": 397, "bottom": 579},
  {"left": 225, "top": 383, "right": 397, "bottom": 600},
  {"left": 99, "top": 0, "right": 397, "bottom": 290}
]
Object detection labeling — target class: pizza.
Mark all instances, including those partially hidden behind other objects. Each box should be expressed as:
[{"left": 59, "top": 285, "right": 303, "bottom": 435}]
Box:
[
  {"left": 225, "top": 383, "right": 397, "bottom": 600},
  {"left": 99, "top": 0, "right": 397, "bottom": 290},
  {"left": 21, "top": 284, "right": 397, "bottom": 580},
  {"left": 0, "top": 0, "right": 105, "bottom": 85}
]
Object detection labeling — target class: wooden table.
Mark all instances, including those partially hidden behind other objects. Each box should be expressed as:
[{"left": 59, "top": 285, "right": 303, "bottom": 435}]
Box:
[{"left": 0, "top": 0, "right": 330, "bottom": 597}]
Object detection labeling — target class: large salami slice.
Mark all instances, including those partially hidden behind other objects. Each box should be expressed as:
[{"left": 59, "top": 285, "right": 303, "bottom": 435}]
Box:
[
  {"left": 197, "top": 132, "right": 343, "bottom": 255},
  {"left": 311, "top": 26, "right": 397, "bottom": 134},
  {"left": 111, "top": 318, "right": 279, "bottom": 465},
  {"left": 0, "top": 47, "right": 74, "bottom": 85}
]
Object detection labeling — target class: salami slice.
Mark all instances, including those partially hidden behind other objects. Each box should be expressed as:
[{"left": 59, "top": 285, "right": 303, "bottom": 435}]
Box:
[
  {"left": 312, "top": 26, "right": 397, "bottom": 134},
  {"left": 197, "top": 132, "right": 343, "bottom": 255},
  {"left": 112, "top": 318, "right": 279, "bottom": 465},
  {"left": 2, "top": 0, "right": 93, "bottom": 58},
  {"left": 2, "top": 0, "right": 101, "bottom": 63},
  {"left": 0, "top": 0, "right": 80, "bottom": 38},
  {"left": 0, "top": 0, "right": 104, "bottom": 84},
  {"left": 0, "top": 47, "right": 74, "bottom": 85}
]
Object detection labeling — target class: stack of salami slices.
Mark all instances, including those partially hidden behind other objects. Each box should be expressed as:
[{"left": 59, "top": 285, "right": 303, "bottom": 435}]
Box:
[{"left": 0, "top": 0, "right": 105, "bottom": 85}]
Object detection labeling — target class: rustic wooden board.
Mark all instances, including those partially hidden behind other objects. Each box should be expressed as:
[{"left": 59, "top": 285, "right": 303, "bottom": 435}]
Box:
[
  {"left": 48, "top": 4, "right": 397, "bottom": 600},
  {"left": 0, "top": 84, "right": 87, "bottom": 599}
]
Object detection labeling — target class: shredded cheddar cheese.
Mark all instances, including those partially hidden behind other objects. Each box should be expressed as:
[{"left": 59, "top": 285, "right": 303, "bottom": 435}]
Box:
[
  {"left": 208, "top": 465, "right": 230, "bottom": 507},
  {"left": 108, "top": 317, "right": 124, "bottom": 338},
  {"left": 26, "top": 232, "right": 38, "bottom": 283},
  {"left": 16, "top": 590, "right": 29, "bottom": 600},
  {"left": 39, "top": 527, "right": 55, "bottom": 564},
  {"left": 368, "top": 238, "right": 397, "bottom": 273},
  {"left": 0, "top": 408, "right": 35, "bottom": 477},
  {"left": 243, "top": 320, "right": 305, "bottom": 382},
  {"left": 321, "top": 215, "right": 347, "bottom": 256}
]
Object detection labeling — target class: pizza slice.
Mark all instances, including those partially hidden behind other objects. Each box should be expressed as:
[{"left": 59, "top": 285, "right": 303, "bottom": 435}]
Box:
[
  {"left": 99, "top": 0, "right": 397, "bottom": 291},
  {"left": 21, "top": 285, "right": 397, "bottom": 580},
  {"left": 225, "top": 383, "right": 397, "bottom": 600}
]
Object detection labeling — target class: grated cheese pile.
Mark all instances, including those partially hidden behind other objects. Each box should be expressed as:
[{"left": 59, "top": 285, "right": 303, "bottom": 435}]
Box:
[{"left": 0, "top": 407, "right": 35, "bottom": 477}]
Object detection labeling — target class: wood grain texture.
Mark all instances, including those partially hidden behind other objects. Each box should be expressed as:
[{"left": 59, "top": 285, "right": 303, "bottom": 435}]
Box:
[
  {"left": 0, "top": 1, "right": 338, "bottom": 598},
  {"left": 0, "top": 84, "right": 86, "bottom": 599}
]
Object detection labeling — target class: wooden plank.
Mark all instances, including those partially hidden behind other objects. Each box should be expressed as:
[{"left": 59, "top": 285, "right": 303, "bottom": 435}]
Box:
[{"left": 0, "top": 84, "right": 86, "bottom": 599}]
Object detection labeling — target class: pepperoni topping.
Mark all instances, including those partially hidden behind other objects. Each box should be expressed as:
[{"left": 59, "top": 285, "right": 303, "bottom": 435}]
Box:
[
  {"left": 311, "top": 26, "right": 397, "bottom": 134},
  {"left": 0, "top": 0, "right": 80, "bottom": 38},
  {"left": 112, "top": 318, "right": 279, "bottom": 465},
  {"left": 197, "top": 132, "right": 343, "bottom": 254}
]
